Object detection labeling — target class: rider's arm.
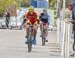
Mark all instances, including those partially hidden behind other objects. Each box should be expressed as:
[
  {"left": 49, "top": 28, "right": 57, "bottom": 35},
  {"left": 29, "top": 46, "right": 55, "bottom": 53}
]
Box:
[
  {"left": 34, "top": 12, "right": 39, "bottom": 24},
  {"left": 39, "top": 13, "right": 43, "bottom": 22},
  {"left": 37, "top": 14, "right": 40, "bottom": 24},
  {"left": 22, "top": 15, "right": 26, "bottom": 25},
  {"left": 25, "top": 12, "right": 29, "bottom": 20},
  {"left": 25, "top": 12, "right": 30, "bottom": 23}
]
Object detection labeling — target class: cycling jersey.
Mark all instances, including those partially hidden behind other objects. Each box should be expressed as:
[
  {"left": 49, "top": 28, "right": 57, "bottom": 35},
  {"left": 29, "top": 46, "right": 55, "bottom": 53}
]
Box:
[
  {"left": 40, "top": 13, "right": 49, "bottom": 23},
  {"left": 26, "top": 11, "right": 38, "bottom": 24}
]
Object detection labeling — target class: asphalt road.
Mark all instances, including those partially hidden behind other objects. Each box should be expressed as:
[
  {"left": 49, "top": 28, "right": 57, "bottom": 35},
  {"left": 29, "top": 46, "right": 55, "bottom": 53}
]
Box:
[{"left": 0, "top": 29, "right": 74, "bottom": 58}]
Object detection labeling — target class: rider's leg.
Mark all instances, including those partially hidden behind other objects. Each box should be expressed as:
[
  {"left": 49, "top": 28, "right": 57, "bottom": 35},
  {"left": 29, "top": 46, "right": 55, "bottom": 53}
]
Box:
[
  {"left": 25, "top": 24, "right": 29, "bottom": 38},
  {"left": 25, "top": 24, "right": 29, "bottom": 44},
  {"left": 45, "top": 23, "right": 48, "bottom": 42},
  {"left": 32, "top": 25, "right": 38, "bottom": 44},
  {"left": 40, "top": 21, "right": 43, "bottom": 37}
]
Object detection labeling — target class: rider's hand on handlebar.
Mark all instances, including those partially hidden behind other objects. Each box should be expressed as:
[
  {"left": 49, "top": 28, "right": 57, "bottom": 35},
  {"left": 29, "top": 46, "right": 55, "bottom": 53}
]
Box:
[{"left": 37, "top": 19, "right": 40, "bottom": 24}]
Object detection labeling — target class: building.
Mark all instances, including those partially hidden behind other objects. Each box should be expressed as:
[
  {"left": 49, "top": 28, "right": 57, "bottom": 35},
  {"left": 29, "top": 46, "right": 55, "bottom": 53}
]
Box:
[
  {"left": 30, "top": 0, "right": 49, "bottom": 8},
  {"left": 37, "top": 0, "right": 49, "bottom": 8},
  {"left": 30, "top": 0, "right": 37, "bottom": 7}
]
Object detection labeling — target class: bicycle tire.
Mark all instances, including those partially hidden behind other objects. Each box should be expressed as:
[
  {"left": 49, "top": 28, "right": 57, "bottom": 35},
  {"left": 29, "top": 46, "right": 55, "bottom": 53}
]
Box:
[
  {"left": 28, "top": 31, "right": 33, "bottom": 52},
  {"left": 42, "top": 26, "right": 46, "bottom": 46},
  {"left": 42, "top": 36, "right": 45, "bottom": 46}
]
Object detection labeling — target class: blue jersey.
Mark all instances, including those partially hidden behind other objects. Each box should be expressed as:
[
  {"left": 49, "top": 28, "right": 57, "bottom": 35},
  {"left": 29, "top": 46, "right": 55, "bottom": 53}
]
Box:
[{"left": 40, "top": 13, "right": 50, "bottom": 23}]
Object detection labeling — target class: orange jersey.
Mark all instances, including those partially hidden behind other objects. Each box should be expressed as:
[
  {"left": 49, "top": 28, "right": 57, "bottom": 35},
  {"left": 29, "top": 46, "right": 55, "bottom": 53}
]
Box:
[{"left": 26, "top": 11, "right": 38, "bottom": 24}]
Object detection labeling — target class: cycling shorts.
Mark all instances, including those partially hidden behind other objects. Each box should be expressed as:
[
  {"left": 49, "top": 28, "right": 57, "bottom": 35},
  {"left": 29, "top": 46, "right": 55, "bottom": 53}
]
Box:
[{"left": 41, "top": 19, "right": 48, "bottom": 23}]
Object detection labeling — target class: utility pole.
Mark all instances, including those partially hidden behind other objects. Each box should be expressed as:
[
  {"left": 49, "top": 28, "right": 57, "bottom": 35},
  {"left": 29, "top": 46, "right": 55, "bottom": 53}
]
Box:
[{"left": 63, "top": 0, "right": 70, "bottom": 58}]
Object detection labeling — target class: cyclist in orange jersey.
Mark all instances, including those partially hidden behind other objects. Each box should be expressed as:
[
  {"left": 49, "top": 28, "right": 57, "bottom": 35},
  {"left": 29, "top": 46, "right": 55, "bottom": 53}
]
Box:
[{"left": 24, "top": 6, "right": 39, "bottom": 44}]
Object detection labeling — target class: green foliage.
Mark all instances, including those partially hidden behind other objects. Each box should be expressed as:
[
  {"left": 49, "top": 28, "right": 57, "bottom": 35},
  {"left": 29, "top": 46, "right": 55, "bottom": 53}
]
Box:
[{"left": 0, "top": 0, "right": 19, "bottom": 16}]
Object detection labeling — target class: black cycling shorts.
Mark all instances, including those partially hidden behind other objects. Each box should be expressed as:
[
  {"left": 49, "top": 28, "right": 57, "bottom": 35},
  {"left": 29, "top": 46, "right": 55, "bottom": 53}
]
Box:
[{"left": 41, "top": 19, "right": 48, "bottom": 23}]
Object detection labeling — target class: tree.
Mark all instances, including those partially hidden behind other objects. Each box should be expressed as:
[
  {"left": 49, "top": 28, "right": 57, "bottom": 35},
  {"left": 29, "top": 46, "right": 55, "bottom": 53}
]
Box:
[
  {"left": 16, "top": 0, "right": 23, "bottom": 6},
  {"left": 23, "top": 0, "right": 30, "bottom": 7},
  {"left": 0, "top": 0, "right": 19, "bottom": 16}
]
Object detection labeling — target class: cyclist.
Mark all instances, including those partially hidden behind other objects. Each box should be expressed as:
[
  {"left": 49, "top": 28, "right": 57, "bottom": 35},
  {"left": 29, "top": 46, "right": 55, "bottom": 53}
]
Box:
[
  {"left": 25, "top": 6, "right": 39, "bottom": 44},
  {"left": 39, "top": 9, "right": 50, "bottom": 42}
]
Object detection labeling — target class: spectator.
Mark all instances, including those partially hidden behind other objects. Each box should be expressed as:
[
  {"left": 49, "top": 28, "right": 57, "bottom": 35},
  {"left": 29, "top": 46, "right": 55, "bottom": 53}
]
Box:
[
  {"left": 70, "top": 2, "right": 75, "bottom": 56},
  {"left": 5, "top": 12, "right": 10, "bottom": 29}
]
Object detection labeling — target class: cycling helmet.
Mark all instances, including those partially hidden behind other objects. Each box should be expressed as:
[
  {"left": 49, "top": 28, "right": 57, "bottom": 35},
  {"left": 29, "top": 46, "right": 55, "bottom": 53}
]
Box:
[
  {"left": 43, "top": 9, "right": 47, "bottom": 12},
  {"left": 28, "top": 6, "right": 34, "bottom": 12}
]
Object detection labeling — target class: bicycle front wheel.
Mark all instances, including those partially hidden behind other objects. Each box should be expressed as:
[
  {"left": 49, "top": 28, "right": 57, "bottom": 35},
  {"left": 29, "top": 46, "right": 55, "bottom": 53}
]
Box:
[
  {"left": 42, "top": 37, "right": 45, "bottom": 46},
  {"left": 28, "top": 32, "right": 33, "bottom": 52},
  {"left": 42, "top": 30, "right": 46, "bottom": 46}
]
